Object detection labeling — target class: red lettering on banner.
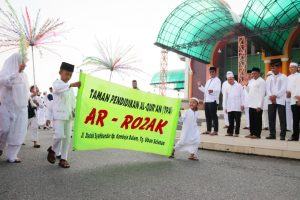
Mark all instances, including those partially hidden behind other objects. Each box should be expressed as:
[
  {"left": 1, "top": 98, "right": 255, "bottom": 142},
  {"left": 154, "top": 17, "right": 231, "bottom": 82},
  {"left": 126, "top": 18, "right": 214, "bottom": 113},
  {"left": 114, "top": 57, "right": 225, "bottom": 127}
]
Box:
[
  {"left": 84, "top": 108, "right": 108, "bottom": 126},
  {"left": 139, "top": 117, "right": 150, "bottom": 130},
  {"left": 120, "top": 115, "right": 134, "bottom": 129},
  {"left": 84, "top": 108, "right": 96, "bottom": 125},
  {"left": 145, "top": 119, "right": 156, "bottom": 132},
  {"left": 95, "top": 110, "right": 108, "bottom": 127},
  {"left": 131, "top": 117, "right": 143, "bottom": 129},
  {"left": 155, "top": 119, "right": 168, "bottom": 134}
]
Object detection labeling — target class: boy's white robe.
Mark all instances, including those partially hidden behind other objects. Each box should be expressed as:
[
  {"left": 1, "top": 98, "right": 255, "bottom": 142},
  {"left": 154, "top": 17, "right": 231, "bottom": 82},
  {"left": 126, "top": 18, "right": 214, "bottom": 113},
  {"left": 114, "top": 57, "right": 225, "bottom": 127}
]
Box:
[{"left": 175, "top": 109, "right": 200, "bottom": 154}]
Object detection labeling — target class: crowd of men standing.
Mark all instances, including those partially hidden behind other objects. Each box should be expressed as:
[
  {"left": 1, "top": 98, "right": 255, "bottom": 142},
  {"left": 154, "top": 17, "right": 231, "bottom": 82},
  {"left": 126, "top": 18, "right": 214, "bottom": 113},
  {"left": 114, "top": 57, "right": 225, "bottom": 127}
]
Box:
[{"left": 198, "top": 60, "right": 300, "bottom": 141}]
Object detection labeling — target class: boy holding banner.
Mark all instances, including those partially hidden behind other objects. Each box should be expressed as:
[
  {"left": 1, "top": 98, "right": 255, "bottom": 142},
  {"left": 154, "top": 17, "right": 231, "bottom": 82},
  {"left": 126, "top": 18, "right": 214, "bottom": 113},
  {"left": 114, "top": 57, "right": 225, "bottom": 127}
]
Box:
[
  {"left": 169, "top": 97, "right": 200, "bottom": 161},
  {"left": 46, "top": 62, "right": 80, "bottom": 168}
]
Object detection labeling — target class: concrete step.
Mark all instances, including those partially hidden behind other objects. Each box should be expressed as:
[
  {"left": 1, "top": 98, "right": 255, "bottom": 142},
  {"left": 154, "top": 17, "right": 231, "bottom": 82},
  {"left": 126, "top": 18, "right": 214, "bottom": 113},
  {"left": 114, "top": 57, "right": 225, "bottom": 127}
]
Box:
[{"left": 200, "top": 134, "right": 300, "bottom": 159}]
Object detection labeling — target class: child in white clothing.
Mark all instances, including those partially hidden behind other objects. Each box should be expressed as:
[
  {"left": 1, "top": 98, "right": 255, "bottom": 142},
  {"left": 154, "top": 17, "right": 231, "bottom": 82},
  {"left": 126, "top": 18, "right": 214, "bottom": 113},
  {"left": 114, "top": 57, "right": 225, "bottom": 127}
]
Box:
[
  {"left": 169, "top": 97, "right": 201, "bottom": 161},
  {"left": 46, "top": 62, "right": 80, "bottom": 168}
]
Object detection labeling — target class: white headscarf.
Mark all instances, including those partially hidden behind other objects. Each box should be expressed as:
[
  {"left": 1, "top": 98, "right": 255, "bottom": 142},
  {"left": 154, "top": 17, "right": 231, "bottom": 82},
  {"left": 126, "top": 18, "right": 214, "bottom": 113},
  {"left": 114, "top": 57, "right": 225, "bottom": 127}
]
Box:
[
  {"left": 0, "top": 53, "right": 21, "bottom": 78},
  {"left": 0, "top": 53, "right": 29, "bottom": 107}
]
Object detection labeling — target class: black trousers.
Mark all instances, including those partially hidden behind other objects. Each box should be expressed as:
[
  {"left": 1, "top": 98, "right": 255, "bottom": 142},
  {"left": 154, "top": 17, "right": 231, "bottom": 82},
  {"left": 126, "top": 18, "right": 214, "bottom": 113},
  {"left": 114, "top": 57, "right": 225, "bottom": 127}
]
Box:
[
  {"left": 268, "top": 104, "right": 286, "bottom": 138},
  {"left": 227, "top": 111, "right": 241, "bottom": 134},
  {"left": 291, "top": 104, "right": 300, "bottom": 140},
  {"left": 249, "top": 108, "right": 263, "bottom": 137},
  {"left": 205, "top": 101, "right": 218, "bottom": 132}
]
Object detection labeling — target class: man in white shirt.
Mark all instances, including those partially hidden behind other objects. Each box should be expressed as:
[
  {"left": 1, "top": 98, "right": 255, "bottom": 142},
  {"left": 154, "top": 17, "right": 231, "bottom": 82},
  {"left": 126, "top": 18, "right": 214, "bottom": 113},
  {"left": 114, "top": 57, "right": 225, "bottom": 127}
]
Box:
[
  {"left": 286, "top": 62, "right": 298, "bottom": 133},
  {"left": 265, "top": 60, "right": 287, "bottom": 140},
  {"left": 223, "top": 73, "right": 244, "bottom": 137},
  {"left": 245, "top": 67, "right": 266, "bottom": 139},
  {"left": 221, "top": 71, "right": 234, "bottom": 128},
  {"left": 197, "top": 66, "right": 221, "bottom": 135},
  {"left": 289, "top": 63, "right": 300, "bottom": 141}
]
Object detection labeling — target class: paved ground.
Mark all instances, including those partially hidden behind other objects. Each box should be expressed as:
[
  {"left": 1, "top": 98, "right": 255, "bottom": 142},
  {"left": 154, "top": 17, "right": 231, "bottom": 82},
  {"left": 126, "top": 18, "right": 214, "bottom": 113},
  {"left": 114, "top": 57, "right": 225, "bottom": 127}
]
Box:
[{"left": 0, "top": 129, "right": 299, "bottom": 200}]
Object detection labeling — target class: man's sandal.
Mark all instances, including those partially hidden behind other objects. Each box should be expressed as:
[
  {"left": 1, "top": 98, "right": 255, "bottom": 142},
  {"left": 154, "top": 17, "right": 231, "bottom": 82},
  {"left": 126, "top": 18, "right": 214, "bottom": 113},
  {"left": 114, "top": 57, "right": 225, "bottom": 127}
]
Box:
[
  {"left": 47, "top": 146, "right": 56, "bottom": 164},
  {"left": 188, "top": 156, "right": 199, "bottom": 161},
  {"left": 59, "top": 159, "right": 70, "bottom": 168}
]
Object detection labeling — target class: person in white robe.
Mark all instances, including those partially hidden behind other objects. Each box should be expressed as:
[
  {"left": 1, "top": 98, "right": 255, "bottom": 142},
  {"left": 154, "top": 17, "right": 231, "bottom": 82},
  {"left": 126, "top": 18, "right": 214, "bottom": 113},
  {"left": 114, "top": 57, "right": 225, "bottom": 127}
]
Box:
[
  {"left": 245, "top": 67, "right": 266, "bottom": 139},
  {"left": 36, "top": 91, "right": 46, "bottom": 129},
  {"left": 169, "top": 97, "right": 200, "bottom": 161},
  {"left": 46, "top": 62, "right": 80, "bottom": 168},
  {"left": 221, "top": 71, "right": 234, "bottom": 128},
  {"left": 0, "top": 52, "right": 29, "bottom": 163},
  {"left": 265, "top": 60, "right": 287, "bottom": 140},
  {"left": 289, "top": 65, "right": 300, "bottom": 141},
  {"left": 286, "top": 62, "right": 298, "bottom": 132},
  {"left": 223, "top": 74, "right": 245, "bottom": 137},
  {"left": 27, "top": 85, "right": 41, "bottom": 148}
]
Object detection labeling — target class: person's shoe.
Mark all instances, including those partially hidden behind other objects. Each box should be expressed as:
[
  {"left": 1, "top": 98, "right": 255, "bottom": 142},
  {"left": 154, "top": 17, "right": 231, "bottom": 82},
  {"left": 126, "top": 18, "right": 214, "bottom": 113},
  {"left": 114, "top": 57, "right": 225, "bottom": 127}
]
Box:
[
  {"left": 263, "top": 127, "right": 269, "bottom": 130},
  {"left": 202, "top": 131, "right": 210, "bottom": 135},
  {"left": 56, "top": 155, "right": 61, "bottom": 159},
  {"left": 33, "top": 144, "right": 41, "bottom": 148},
  {"left": 245, "top": 134, "right": 252, "bottom": 138},
  {"left": 288, "top": 138, "right": 299, "bottom": 141},
  {"left": 59, "top": 159, "right": 70, "bottom": 168},
  {"left": 223, "top": 125, "right": 229, "bottom": 128},
  {"left": 22, "top": 143, "right": 25, "bottom": 145},
  {"left": 243, "top": 127, "right": 249, "bottom": 130},
  {"left": 266, "top": 135, "right": 276, "bottom": 140},
  {"left": 7, "top": 158, "right": 21, "bottom": 163},
  {"left": 47, "top": 146, "right": 56, "bottom": 164},
  {"left": 233, "top": 134, "right": 239, "bottom": 137},
  {"left": 225, "top": 133, "right": 233, "bottom": 136},
  {"left": 0, "top": 150, "right": 3, "bottom": 156},
  {"left": 209, "top": 131, "right": 218, "bottom": 136},
  {"left": 250, "top": 135, "right": 261, "bottom": 139},
  {"left": 286, "top": 129, "right": 291, "bottom": 132},
  {"left": 280, "top": 137, "right": 285, "bottom": 141}
]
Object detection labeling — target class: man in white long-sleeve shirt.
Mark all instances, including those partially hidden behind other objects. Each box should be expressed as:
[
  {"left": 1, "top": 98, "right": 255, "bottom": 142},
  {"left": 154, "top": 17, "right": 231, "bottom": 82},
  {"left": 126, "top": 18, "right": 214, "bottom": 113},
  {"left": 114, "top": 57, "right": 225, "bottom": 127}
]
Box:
[
  {"left": 286, "top": 62, "right": 298, "bottom": 133},
  {"left": 221, "top": 71, "right": 234, "bottom": 128},
  {"left": 245, "top": 67, "right": 266, "bottom": 139},
  {"left": 289, "top": 65, "right": 300, "bottom": 141},
  {"left": 197, "top": 66, "right": 221, "bottom": 135},
  {"left": 265, "top": 60, "right": 287, "bottom": 140},
  {"left": 223, "top": 73, "right": 245, "bottom": 137}
]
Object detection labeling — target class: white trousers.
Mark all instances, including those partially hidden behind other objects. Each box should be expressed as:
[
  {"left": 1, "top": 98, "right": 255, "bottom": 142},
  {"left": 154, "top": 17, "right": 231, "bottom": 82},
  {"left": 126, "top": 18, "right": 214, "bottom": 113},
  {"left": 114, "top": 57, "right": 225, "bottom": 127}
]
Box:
[
  {"left": 52, "top": 120, "right": 72, "bottom": 160},
  {"left": 28, "top": 117, "right": 39, "bottom": 142},
  {"left": 7, "top": 144, "right": 21, "bottom": 162},
  {"left": 263, "top": 110, "right": 269, "bottom": 128},
  {"left": 0, "top": 104, "right": 10, "bottom": 151},
  {"left": 245, "top": 107, "right": 250, "bottom": 128},
  {"left": 223, "top": 110, "right": 229, "bottom": 126},
  {"left": 286, "top": 102, "right": 293, "bottom": 131}
]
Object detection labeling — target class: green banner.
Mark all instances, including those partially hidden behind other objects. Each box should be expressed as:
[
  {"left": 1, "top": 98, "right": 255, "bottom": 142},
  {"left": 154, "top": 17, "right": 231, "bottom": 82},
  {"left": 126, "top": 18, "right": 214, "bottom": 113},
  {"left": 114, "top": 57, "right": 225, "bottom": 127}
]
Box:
[{"left": 73, "top": 72, "right": 181, "bottom": 156}]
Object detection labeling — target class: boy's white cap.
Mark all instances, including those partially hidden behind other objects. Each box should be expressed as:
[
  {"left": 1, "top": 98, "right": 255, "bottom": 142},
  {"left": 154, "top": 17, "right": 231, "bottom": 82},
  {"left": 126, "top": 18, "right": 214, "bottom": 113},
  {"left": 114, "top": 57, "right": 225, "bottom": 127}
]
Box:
[
  {"left": 290, "top": 62, "right": 298, "bottom": 67},
  {"left": 190, "top": 97, "right": 199, "bottom": 103},
  {"left": 266, "top": 71, "right": 274, "bottom": 76}
]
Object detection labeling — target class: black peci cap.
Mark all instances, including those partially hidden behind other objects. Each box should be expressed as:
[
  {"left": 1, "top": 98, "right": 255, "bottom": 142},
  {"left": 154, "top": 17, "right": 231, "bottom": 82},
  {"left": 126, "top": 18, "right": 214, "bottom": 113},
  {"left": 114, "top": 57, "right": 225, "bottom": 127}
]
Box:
[
  {"left": 60, "top": 62, "right": 74, "bottom": 72},
  {"left": 251, "top": 67, "right": 260, "bottom": 73}
]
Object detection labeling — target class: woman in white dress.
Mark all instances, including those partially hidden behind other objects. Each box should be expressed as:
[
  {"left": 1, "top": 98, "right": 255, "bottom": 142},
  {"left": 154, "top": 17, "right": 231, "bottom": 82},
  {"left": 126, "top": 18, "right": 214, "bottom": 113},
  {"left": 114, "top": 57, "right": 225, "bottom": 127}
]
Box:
[{"left": 0, "top": 52, "right": 29, "bottom": 163}]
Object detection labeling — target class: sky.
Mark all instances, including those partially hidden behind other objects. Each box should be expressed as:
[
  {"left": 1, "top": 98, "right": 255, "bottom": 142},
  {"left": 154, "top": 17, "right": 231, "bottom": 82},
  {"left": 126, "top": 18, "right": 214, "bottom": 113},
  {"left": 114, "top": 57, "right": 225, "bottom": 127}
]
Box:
[{"left": 0, "top": 0, "right": 248, "bottom": 96}]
